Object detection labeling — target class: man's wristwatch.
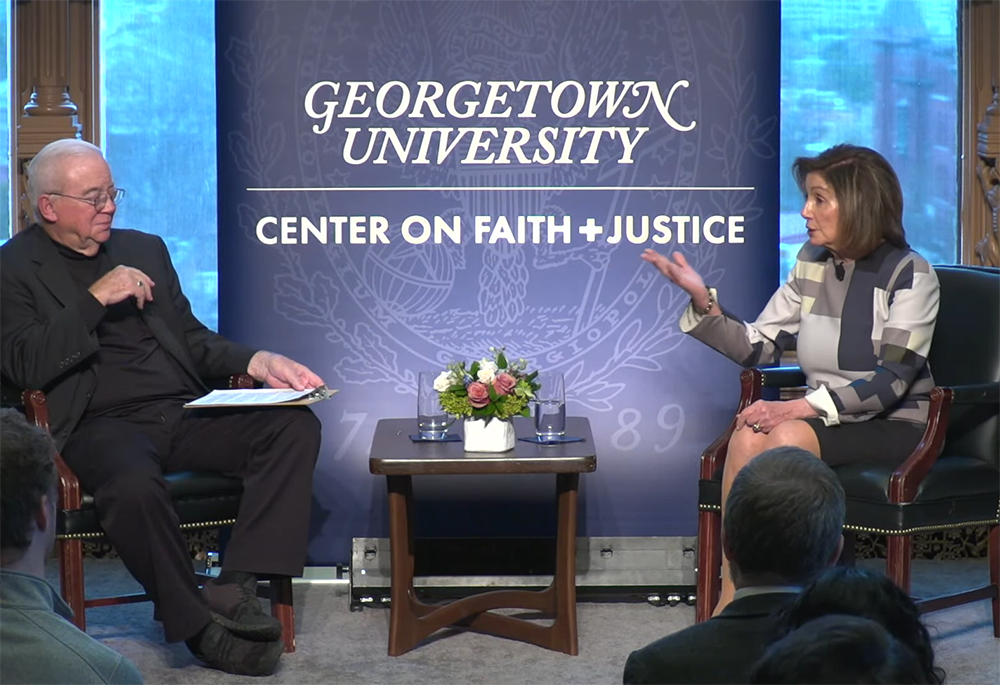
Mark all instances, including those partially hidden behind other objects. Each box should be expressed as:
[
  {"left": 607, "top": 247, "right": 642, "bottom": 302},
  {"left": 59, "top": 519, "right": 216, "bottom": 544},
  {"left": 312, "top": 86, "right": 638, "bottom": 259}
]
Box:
[{"left": 693, "top": 287, "right": 714, "bottom": 316}]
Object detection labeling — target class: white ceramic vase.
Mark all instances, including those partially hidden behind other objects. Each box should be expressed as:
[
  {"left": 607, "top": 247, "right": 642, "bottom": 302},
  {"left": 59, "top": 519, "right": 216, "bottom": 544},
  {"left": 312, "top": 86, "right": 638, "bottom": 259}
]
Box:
[{"left": 463, "top": 417, "right": 516, "bottom": 452}]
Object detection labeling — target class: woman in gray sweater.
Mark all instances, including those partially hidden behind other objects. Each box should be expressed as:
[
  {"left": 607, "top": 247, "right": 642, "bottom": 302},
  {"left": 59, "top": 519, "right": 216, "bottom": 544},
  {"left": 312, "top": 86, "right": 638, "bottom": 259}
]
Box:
[{"left": 643, "top": 144, "right": 940, "bottom": 614}]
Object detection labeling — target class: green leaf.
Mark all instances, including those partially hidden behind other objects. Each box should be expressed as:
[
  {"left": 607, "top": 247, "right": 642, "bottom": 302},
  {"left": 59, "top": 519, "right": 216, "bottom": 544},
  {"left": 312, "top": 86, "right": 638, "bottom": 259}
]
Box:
[
  {"left": 525, "top": 370, "right": 538, "bottom": 382},
  {"left": 519, "top": 406, "right": 530, "bottom": 418},
  {"left": 470, "top": 361, "right": 480, "bottom": 377},
  {"left": 487, "top": 383, "right": 499, "bottom": 402},
  {"left": 497, "top": 351, "right": 508, "bottom": 369}
]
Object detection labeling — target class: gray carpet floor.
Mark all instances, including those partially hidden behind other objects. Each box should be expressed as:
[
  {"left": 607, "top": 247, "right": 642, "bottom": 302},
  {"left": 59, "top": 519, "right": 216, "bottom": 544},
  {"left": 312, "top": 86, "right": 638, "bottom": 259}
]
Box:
[{"left": 47, "top": 558, "right": 998, "bottom": 684}]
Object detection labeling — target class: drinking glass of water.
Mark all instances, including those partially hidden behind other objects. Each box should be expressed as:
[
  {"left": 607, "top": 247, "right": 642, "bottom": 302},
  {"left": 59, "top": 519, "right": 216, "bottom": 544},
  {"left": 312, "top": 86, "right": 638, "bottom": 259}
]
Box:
[
  {"left": 417, "top": 371, "right": 454, "bottom": 439},
  {"left": 533, "top": 372, "right": 566, "bottom": 438}
]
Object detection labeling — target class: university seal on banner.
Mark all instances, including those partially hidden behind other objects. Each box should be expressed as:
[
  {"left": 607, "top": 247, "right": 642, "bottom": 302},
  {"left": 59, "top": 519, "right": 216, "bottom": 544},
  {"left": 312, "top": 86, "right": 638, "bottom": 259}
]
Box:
[{"left": 230, "top": 0, "right": 771, "bottom": 413}]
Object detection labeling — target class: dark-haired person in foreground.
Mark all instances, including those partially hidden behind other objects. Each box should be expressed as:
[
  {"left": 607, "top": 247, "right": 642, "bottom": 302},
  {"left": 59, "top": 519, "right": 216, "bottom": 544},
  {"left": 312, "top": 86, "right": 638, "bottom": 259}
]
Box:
[
  {"left": 750, "top": 614, "right": 931, "bottom": 684},
  {"left": 773, "top": 566, "right": 945, "bottom": 683},
  {"left": 643, "top": 144, "right": 939, "bottom": 614},
  {"left": 0, "top": 408, "right": 143, "bottom": 684},
  {"left": 1, "top": 139, "right": 325, "bottom": 676},
  {"left": 623, "top": 446, "right": 845, "bottom": 684}
]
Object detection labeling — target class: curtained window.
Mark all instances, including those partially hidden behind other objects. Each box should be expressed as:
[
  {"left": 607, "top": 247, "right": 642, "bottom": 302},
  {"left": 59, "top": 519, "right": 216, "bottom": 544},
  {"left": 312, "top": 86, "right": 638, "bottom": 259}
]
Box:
[
  {"left": 779, "top": 0, "right": 959, "bottom": 281},
  {"left": 1, "top": 2, "right": 10, "bottom": 244},
  {"left": 101, "top": 0, "right": 219, "bottom": 330}
]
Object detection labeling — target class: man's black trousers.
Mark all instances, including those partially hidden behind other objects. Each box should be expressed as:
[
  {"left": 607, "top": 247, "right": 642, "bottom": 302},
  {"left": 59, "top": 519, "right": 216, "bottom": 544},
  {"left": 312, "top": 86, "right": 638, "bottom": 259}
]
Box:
[{"left": 61, "top": 401, "right": 321, "bottom": 642}]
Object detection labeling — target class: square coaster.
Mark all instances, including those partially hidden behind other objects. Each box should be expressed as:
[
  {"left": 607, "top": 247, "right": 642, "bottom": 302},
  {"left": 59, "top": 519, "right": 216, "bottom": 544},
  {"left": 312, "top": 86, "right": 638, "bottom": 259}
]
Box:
[
  {"left": 518, "top": 435, "right": 585, "bottom": 445},
  {"left": 408, "top": 433, "right": 462, "bottom": 443}
]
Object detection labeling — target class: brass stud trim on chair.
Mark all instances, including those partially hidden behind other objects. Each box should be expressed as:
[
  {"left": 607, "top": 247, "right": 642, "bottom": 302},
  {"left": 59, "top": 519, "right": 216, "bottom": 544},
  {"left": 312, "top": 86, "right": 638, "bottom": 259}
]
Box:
[
  {"left": 55, "top": 531, "right": 109, "bottom": 541},
  {"left": 699, "top": 503, "right": 997, "bottom": 536},
  {"left": 178, "top": 518, "right": 237, "bottom": 530},
  {"left": 57, "top": 518, "right": 238, "bottom": 541},
  {"left": 843, "top": 519, "right": 1000, "bottom": 537}
]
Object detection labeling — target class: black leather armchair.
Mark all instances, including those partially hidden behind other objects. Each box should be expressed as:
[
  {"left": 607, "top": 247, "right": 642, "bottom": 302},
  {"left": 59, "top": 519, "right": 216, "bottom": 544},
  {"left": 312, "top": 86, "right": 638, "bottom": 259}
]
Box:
[
  {"left": 695, "top": 265, "right": 999, "bottom": 636},
  {"left": 7, "top": 374, "right": 297, "bottom": 652}
]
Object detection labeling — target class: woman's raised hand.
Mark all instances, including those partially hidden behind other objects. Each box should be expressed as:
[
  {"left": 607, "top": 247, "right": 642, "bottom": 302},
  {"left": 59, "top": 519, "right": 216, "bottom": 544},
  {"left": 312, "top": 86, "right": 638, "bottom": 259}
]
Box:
[{"left": 641, "top": 249, "right": 706, "bottom": 298}]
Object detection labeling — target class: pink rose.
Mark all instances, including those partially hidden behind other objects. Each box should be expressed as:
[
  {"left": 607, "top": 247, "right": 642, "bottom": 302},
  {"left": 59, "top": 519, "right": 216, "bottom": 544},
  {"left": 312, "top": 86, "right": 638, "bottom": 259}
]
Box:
[
  {"left": 467, "top": 381, "right": 490, "bottom": 408},
  {"left": 493, "top": 373, "right": 517, "bottom": 396}
]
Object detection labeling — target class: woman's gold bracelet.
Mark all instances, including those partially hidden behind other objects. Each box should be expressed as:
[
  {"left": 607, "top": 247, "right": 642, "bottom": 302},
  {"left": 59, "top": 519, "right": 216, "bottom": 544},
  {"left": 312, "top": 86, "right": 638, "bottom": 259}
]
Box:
[{"left": 694, "top": 287, "right": 714, "bottom": 316}]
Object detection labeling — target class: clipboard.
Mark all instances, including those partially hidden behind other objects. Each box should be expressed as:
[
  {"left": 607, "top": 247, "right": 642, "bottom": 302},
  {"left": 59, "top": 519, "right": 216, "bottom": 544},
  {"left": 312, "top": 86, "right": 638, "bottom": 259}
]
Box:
[{"left": 183, "top": 385, "right": 337, "bottom": 409}]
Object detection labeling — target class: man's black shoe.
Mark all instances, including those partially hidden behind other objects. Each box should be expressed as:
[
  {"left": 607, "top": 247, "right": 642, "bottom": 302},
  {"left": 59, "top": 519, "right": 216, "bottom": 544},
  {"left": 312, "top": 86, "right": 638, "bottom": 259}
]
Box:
[
  {"left": 202, "top": 576, "right": 283, "bottom": 641},
  {"left": 185, "top": 621, "right": 283, "bottom": 677}
]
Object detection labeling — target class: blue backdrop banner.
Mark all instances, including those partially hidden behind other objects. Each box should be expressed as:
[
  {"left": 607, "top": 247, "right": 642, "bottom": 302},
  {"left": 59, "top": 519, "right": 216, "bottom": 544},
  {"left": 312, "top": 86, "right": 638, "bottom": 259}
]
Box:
[{"left": 215, "top": 0, "right": 780, "bottom": 564}]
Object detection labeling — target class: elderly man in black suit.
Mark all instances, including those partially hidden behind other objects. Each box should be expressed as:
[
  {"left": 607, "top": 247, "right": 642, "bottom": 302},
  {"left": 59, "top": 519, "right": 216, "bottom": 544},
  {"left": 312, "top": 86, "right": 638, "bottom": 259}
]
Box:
[
  {"left": 1, "top": 139, "right": 324, "bottom": 676},
  {"left": 623, "top": 446, "right": 845, "bottom": 684}
]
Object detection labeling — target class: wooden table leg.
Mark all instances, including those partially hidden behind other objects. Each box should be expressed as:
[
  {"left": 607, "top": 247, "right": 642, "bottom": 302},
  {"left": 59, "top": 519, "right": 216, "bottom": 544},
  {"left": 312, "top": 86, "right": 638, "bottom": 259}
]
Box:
[
  {"left": 385, "top": 472, "right": 582, "bottom": 656},
  {"left": 458, "top": 472, "right": 581, "bottom": 655},
  {"left": 386, "top": 475, "right": 418, "bottom": 656},
  {"left": 550, "top": 472, "right": 579, "bottom": 655}
]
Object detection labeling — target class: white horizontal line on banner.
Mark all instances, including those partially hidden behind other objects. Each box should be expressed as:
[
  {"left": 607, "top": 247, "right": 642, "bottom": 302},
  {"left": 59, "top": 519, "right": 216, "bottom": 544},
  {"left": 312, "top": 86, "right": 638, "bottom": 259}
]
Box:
[{"left": 246, "top": 186, "right": 756, "bottom": 192}]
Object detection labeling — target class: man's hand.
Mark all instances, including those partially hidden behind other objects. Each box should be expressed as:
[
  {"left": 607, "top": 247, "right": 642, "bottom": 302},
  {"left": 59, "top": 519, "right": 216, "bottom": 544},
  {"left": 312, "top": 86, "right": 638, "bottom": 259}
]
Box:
[
  {"left": 736, "top": 398, "right": 818, "bottom": 434},
  {"left": 248, "top": 351, "right": 324, "bottom": 391},
  {"left": 88, "top": 265, "right": 156, "bottom": 309}
]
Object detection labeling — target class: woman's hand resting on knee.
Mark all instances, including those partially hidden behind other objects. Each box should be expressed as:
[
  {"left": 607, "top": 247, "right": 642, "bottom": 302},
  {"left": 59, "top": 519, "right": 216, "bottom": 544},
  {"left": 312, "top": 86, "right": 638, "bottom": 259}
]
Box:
[{"left": 737, "top": 398, "right": 818, "bottom": 434}]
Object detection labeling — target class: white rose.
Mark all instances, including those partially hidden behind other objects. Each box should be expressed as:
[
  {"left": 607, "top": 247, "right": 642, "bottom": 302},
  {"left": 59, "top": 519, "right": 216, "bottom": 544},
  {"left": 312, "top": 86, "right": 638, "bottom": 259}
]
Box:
[
  {"left": 433, "top": 371, "right": 452, "bottom": 392},
  {"left": 477, "top": 360, "right": 498, "bottom": 383}
]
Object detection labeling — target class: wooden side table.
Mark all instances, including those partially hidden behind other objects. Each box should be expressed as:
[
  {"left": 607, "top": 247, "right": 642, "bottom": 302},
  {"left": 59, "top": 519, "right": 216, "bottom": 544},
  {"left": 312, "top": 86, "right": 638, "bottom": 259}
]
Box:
[{"left": 369, "top": 417, "right": 597, "bottom": 656}]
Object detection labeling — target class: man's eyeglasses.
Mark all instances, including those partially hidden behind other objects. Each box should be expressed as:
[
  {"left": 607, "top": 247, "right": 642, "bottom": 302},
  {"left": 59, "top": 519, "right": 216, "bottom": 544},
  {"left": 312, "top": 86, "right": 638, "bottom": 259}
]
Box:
[{"left": 47, "top": 188, "right": 126, "bottom": 212}]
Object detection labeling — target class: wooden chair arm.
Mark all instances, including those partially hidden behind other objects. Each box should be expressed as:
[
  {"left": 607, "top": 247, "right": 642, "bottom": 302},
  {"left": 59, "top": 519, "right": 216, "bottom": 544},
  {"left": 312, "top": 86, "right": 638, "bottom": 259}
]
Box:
[
  {"left": 700, "top": 422, "right": 736, "bottom": 480},
  {"left": 732, "top": 372, "right": 975, "bottom": 503},
  {"left": 21, "top": 389, "right": 83, "bottom": 510},
  {"left": 948, "top": 381, "right": 999, "bottom": 405},
  {"left": 889, "top": 383, "right": 1000, "bottom": 504},
  {"left": 700, "top": 368, "right": 768, "bottom": 479},
  {"left": 21, "top": 389, "right": 50, "bottom": 431},
  {"left": 202, "top": 373, "right": 259, "bottom": 390},
  {"left": 706, "top": 362, "right": 995, "bottom": 503},
  {"left": 889, "top": 387, "right": 952, "bottom": 503},
  {"left": 53, "top": 451, "right": 83, "bottom": 510},
  {"left": 229, "top": 373, "right": 257, "bottom": 389},
  {"left": 757, "top": 366, "right": 808, "bottom": 388},
  {"left": 889, "top": 381, "right": 999, "bottom": 503},
  {"left": 15, "top": 375, "right": 260, "bottom": 510}
]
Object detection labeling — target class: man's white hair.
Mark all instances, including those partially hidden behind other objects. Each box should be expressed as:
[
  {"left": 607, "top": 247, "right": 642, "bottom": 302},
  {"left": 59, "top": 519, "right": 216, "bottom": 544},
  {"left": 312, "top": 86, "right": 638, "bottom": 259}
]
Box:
[{"left": 26, "top": 139, "right": 105, "bottom": 223}]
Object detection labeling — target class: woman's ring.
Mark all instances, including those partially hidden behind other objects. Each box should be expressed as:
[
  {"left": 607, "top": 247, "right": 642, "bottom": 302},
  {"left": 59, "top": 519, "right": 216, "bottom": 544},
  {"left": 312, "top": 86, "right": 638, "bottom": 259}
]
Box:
[
  {"left": 752, "top": 422, "right": 762, "bottom": 433},
  {"left": 137, "top": 280, "right": 143, "bottom": 288}
]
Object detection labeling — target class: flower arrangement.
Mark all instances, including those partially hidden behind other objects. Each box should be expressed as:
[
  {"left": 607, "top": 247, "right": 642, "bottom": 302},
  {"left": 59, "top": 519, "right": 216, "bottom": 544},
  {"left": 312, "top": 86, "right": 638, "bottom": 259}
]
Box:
[{"left": 433, "top": 347, "right": 539, "bottom": 422}]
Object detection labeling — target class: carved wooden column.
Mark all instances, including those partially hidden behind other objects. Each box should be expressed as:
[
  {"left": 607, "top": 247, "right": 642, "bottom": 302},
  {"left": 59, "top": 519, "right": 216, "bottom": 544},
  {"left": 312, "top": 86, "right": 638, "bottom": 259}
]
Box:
[
  {"left": 68, "top": 0, "right": 100, "bottom": 145},
  {"left": 13, "top": 0, "right": 98, "bottom": 234},
  {"left": 962, "top": 0, "right": 1000, "bottom": 267}
]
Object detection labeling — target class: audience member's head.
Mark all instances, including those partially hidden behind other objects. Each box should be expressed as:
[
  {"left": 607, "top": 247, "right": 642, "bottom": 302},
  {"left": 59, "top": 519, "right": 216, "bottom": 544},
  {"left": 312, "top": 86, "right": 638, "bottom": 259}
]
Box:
[
  {"left": 774, "top": 566, "right": 944, "bottom": 683},
  {"left": 723, "top": 446, "right": 845, "bottom": 587},
  {"left": 750, "top": 614, "right": 930, "bottom": 684},
  {"left": 0, "top": 408, "right": 58, "bottom": 572}
]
